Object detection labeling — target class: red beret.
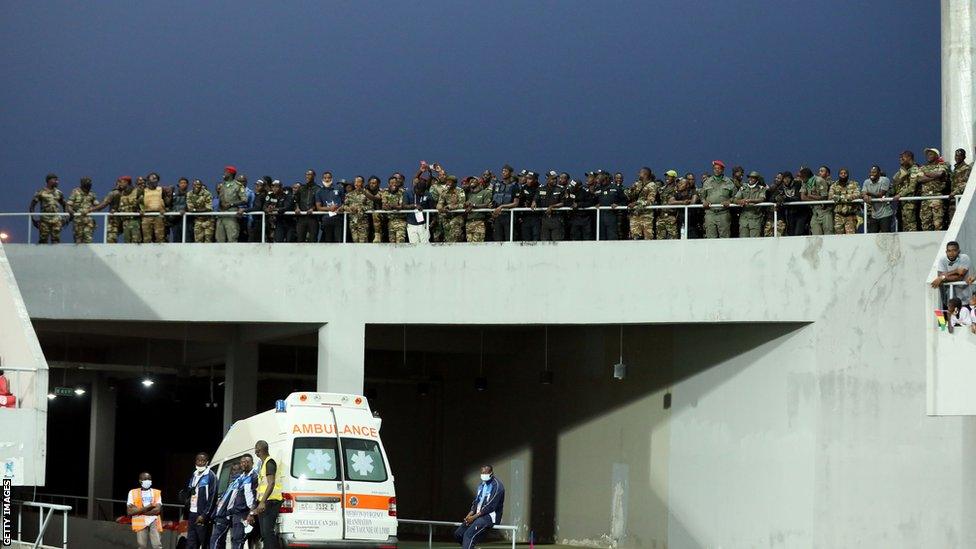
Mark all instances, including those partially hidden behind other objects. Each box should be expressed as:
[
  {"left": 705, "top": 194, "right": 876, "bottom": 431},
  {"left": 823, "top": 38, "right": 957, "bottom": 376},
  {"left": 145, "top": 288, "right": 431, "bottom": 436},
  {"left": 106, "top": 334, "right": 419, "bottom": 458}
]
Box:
[
  {"left": 712, "top": 160, "right": 725, "bottom": 169},
  {"left": 120, "top": 176, "right": 132, "bottom": 182},
  {"left": 224, "top": 165, "right": 237, "bottom": 175}
]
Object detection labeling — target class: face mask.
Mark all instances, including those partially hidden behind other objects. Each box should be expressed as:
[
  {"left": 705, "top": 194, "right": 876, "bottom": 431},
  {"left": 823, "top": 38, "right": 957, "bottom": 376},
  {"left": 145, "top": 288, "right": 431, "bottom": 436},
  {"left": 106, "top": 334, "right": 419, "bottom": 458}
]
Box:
[
  {"left": 480, "top": 474, "right": 491, "bottom": 482},
  {"left": 195, "top": 466, "right": 207, "bottom": 473},
  {"left": 141, "top": 480, "right": 152, "bottom": 489}
]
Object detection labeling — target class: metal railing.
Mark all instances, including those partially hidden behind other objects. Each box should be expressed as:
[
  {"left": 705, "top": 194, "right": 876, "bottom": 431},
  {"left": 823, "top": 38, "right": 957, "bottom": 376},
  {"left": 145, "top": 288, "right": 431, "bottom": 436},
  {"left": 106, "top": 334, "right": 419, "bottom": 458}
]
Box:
[
  {"left": 0, "top": 194, "right": 958, "bottom": 244},
  {"left": 944, "top": 280, "right": 969, "bottom": 301},
  {"left": 398, "top": 518, "right": 518, "bottom": 549},
  {"left": 11, "top": 500, "right": 72, "bottom": 549}
]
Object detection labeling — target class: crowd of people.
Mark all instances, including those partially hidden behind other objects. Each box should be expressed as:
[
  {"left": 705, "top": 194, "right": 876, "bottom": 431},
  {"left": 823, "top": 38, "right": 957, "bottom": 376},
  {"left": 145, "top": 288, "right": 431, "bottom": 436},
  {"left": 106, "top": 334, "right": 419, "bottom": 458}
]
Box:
[{"left": 24, "top": 147, "right": 971, "bottom": 244}]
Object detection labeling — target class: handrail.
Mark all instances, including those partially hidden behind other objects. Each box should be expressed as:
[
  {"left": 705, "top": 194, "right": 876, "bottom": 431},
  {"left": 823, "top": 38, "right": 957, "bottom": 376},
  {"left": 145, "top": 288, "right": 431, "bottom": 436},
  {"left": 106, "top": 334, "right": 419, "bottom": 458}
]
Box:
[
  {"left": 11, "top": 499, "right": 72, "bottom": 549},
  {"left": 398, "top": 518, "right": 518, "bottom": 549},
  {"left": 0, "top": 194, "right": 958, "bottom": 243}
]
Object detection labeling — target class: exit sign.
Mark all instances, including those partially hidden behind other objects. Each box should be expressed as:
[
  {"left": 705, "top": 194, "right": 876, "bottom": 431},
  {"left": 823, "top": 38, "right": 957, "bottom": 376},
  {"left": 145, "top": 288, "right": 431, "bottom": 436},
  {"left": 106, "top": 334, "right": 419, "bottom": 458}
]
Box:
[{"left": 53, "top": 387, "right": 74, "bottom": 396}]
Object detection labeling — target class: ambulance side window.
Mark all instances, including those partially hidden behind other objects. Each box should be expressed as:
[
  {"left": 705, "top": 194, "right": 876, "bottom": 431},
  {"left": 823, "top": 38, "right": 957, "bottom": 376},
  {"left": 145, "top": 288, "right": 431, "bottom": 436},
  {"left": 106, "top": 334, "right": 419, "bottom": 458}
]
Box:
[
  {"left": 216, "top": 458, "right": 239, "bottom": 493},
  {"left": 341, "top": 438, "right": 387, "bottom": 482},
  {"left": 292, "top": 437, "right": 339, "bottom": 480}
]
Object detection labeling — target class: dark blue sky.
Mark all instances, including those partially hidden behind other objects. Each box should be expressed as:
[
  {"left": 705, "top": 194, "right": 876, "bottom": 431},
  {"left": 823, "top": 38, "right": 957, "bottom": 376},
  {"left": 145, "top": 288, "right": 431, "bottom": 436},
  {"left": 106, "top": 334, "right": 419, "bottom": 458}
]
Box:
[{"left": 0, "top": 1, "right": 939, "bottom": 240}]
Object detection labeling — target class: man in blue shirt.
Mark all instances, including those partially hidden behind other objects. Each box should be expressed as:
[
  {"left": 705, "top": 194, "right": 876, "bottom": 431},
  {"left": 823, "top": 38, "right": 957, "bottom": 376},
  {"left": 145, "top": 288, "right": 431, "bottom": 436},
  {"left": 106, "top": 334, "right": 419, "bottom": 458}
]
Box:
[
  {"left": 184, "top": 452, "right": 217, "bottom": 549},
  {"left": 490, "top": 165, "right": 520, "bottom": 242},
  {"left": 405, "top": 177, "right": 434, "bottom": 244},
  {"left": 454, "top": 466, "right": 505, "bottom": 549},
  {"left": 315, "top": 171, "right": 344, "bottom": 243}
]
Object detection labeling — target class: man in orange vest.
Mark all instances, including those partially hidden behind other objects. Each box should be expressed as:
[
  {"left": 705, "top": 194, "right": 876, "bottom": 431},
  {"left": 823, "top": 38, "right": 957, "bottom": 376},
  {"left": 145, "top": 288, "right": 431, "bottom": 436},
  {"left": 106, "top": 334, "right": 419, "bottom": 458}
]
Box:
[{"left": 127, "top": 471, "right": 163, "bottom": 549}]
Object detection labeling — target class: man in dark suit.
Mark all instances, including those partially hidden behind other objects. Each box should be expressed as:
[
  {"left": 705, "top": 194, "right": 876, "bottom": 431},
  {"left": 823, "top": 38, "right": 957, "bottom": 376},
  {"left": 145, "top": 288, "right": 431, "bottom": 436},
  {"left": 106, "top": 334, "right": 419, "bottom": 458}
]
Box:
[{"left": 454, "top": 465, "right": 505, "bottom": 549}]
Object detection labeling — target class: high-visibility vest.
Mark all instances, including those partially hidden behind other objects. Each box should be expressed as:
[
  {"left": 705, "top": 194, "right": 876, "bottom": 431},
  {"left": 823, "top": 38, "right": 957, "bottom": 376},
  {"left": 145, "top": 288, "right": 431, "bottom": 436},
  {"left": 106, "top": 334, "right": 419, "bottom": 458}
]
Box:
[
  {"left": 257, "top": 455, "right": 282, "bottom": 502},
  {"left": 128, "top": 488, "right": 163, "bottom": 532}
]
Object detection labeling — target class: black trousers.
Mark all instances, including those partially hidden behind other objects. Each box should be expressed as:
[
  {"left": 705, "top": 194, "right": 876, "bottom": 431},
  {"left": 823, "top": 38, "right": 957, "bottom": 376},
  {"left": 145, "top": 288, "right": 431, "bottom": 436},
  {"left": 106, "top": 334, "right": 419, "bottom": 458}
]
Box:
[
  {"left": 492, "top": 213, "right": 512, "bottom": 242},
  {"left": 258, "top": 500, "right": 281, "bottom": 549},
  {"left": 295, "top": 216, "right": 316, "bottom": 242},
  {"left": 185, "top": 512, "right": 209, "bottom": 549},
  {"left": 788, "top": 209, "right": 811, "bottom": 236},
  {"left": 541, "top": 216, "right": 564, "bottom": 241},
  {"left": 599, "top": 212, "right": 619, "bottom": 240},
  {"left": 319, "top": 217, "right": 344, "bottom": 242},
  {"left": 274, "top": 220, "right": 296, "bottom": 243},
  {"left": 569, "top": 215, "right": 593, "bottom": 240},
  {"left": 867, "top": 215, "right": 893, "bottom": 233},
  {"left": 521, "top": 216, "right": 541, "bottom": 241}
]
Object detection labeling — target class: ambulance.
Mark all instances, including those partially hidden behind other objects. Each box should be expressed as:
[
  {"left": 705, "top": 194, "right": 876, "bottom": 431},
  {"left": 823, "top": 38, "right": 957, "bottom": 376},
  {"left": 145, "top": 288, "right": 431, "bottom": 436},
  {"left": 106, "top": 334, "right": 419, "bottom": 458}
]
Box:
[{"left": 210, "top": 392, "right": 398, "bottom": 548}]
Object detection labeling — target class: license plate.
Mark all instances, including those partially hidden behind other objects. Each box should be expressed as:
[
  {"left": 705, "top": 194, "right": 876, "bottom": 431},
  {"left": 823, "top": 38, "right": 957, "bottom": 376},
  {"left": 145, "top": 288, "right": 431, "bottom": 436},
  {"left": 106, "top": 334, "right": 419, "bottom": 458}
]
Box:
[{"left": 298, "top": 502, "right": 336, "bottom": 512}]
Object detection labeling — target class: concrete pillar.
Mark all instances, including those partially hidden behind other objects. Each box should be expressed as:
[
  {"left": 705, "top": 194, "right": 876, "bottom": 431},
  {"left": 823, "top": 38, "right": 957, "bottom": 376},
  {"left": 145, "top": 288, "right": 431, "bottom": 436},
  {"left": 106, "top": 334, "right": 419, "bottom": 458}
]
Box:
[
  {"left": 87, "top": 373, "right": 116, "bottom": 520},
  {"left": 223, "top": 328, "right": 258, "bottom": 433},
  {"left": 317, "top": 322, "right": 365, "bottom": 394},
  {"left": 942, "top": 0, "right": 976, "bottom": 155}
]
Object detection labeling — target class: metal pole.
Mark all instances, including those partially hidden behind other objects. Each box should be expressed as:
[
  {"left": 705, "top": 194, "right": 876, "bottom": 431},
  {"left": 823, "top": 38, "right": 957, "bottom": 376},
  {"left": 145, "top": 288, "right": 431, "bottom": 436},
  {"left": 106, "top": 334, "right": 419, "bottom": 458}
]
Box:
[
  {"left": 18, "top": 503, "right": 22, "bottom": 542},
  {"left": 862, "top": 201, "right": 868, "bottom": 234},
  {"left": 428, "top": 523, "right": 433, "bottom": 549},
  {"left": 260, "top": 212, "right": 266, "bottom": 243},
  {"left": 182, "top": 213, "right": 188, "bottom": 243},
  {"left": 36, "top": 507, "right": 43, "bottom": 549},
  {"left": 103, "top": 214, "right": 109, "bottom": 243},
  {"left": 773, "top": 206, "right": 778, "bottom": 237},
  {"left": 509, "top": 210, "right": 514, "bottom": 242},
  {"left": 343, "top": 213, "right": 348, "bottom": 243},
  {"left": 596, "top": 207, "right": 601, "bottom": 241},
  {"left": 682, "top": 207, "right": 689, "bottom": 240},
  {"left": 62, "top": 508, "right": 68, "bottom": 549}
]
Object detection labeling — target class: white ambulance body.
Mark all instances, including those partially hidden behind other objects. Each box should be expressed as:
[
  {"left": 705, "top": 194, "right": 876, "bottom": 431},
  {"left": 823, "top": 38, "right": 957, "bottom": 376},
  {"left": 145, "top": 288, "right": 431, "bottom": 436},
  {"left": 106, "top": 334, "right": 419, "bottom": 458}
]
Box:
[{"left": 210, "top": 392, "right": 398, "bottom": 548}]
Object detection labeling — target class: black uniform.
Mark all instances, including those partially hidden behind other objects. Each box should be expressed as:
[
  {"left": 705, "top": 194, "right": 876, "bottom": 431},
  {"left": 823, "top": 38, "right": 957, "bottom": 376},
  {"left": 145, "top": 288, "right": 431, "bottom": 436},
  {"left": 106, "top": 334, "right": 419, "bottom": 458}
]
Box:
[
  {"left": 516, "top": 184, "right": 541, "bottom": 241},
  {"left": 490, "top": 178, "right": 520, "bottom": 242},
  {"left": 596, "top": 182, "right": 627, "bottom": 240},
  {"left": 274, "top": 191, "right": 297, "bottom": 243},
  {"left": 566, "top": 182, "right": 597, "bottom": 240},
  {"left": 534, "top": 183, "right": 567, "bottom": 241}
]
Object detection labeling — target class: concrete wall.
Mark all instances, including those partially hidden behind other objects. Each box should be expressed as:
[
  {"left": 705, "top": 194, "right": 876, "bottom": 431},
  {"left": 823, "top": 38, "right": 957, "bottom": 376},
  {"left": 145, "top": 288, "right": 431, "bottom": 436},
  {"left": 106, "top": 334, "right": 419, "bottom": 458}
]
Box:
[{"left": 7, "top": 232, "right": 976, "bottom": 547}]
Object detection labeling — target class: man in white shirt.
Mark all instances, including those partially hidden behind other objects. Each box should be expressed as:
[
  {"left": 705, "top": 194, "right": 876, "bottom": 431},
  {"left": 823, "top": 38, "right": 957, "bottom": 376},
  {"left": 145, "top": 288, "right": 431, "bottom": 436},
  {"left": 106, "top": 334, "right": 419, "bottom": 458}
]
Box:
[
  {"left": 127, "top": 472, "right": 163, "bottom": 549},
  {"left": 931, "top": 241, "right": 971, "bottom": 305}
]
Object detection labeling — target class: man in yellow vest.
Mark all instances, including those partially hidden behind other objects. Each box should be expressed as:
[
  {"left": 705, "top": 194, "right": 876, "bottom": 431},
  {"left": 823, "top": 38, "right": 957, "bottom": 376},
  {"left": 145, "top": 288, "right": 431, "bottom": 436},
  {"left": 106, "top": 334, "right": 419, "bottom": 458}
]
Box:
[
  {"left": 251, "top": 440, "right": 282, "bottom": 549},
  {"left": 127, "top": 471, "right": 163, "bottom": 549},
  {"left": 141, "top": 172, "right": 168, "bottom": 242}
]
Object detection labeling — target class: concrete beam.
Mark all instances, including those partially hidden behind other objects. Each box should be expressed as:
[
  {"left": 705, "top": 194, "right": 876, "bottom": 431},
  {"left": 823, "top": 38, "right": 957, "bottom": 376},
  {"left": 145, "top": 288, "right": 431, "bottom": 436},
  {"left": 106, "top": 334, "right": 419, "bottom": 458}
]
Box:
[
  {"left": 317, "top": 322, "right": 365, "bottom": 394},
  {"left": 222, "top": 328, "right": 258, "bottom": 433},
  {"left": 942, "top": 0, "right": 975, "bottom": 155},
  {"left": 87, "top": 373, "right": 115, "bottom": 519}
]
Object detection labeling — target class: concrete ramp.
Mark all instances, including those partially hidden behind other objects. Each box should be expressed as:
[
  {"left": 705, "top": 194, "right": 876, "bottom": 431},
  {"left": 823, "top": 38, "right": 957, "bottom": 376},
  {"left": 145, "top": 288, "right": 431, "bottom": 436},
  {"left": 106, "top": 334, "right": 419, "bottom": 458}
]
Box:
[{"left": 0, "top": 240, "right": 48, "bottom": 485}]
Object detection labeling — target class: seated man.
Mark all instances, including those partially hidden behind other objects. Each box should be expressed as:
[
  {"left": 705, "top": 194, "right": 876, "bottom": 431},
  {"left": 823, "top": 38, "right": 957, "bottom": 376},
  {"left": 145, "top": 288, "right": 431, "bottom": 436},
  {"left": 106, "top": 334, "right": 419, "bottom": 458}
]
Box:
[
  {"left": 0, "top": 369, "right": 15, "bottom": 408},
  {"left": 930, "top": 241, "right": 971, "bottom": 306},
  {"left": 455, "top": 466, "right": 505, "bottom": 549},
  {"left": 946, "top": 298, "right": 972, "bottom": 333}
]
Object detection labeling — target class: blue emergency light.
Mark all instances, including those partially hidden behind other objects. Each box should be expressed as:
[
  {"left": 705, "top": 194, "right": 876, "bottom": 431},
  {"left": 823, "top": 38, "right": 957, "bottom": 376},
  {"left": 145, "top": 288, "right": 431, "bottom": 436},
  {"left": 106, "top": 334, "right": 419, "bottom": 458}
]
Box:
[{"left": 275, "top": 399, "right": 287, "bottom": 413}]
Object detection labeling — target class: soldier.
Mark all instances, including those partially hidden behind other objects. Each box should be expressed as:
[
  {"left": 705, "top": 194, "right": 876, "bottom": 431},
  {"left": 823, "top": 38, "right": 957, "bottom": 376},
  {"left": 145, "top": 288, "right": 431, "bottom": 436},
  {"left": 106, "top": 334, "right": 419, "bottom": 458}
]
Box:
[
  {"left": 566, "top": 175, "right": 596, "bottom": 241},
  {"left": 531, "top": 172, "right": 566, "bottom": 241},
  {"left": 516, "top": 172, "right": 542, "bottom": 241},
  {"left": 654, "top": 171, "right": 681, "bottom": 239},
  {"left": 949, "top": 148, "right": 971, "bottom": 223},
  {"left": 892, "top": 150, "right": 920, "bottom": 231},
  {"left": 139, "top": 172, "right": 167, "bottom": 242},
  {"left": 28, "top": 173, "right": 69, "bottom": 244},
  {"left": 490, "top": 165, "right": 520, "bottom": 242},
  {"left": 315, "top": 172, "right": 345, "bottom": 243},
  {"left": 801, "top": 166, "right": 834, "bottom": 235},
  {"left": 117, "top": 177, "right": 143, "bottom": 243},
  {"left": 249, "top": 177, "right": 269, "bottom": 242},
  {"left": 405, "top": 177, "right": 434, "bottom": 244},
  {"left": 381, "top": 175, "right": 407, "bottom": 243},
  {"left": 67, "top": 177, "right": 98, "bottom": 243},
  {"left": 215, "top": 167, "right": 247, "bottom": 242},
  {"left": 364, "top": 175, "right": 385, "bottom": 243},
  {"left": 627, "top": 167, "right": 658, "bottom": 240},
  {"left": 292, "top": 169, "right": 319, "bottom": 243},
  {"left": 186, "top": 179, "right": 214, "bottom": 242},
  {"left": 169, "top": 178, "right": 191, "bottom": 242},
  {"left": 425, "top": 162, "right": 447, "bottom": 242},
  {"left": 734, "top": 171, "right": 767, "bottom": 238},
  {"left": 91, "top": 176, "right": 128, "bottom": 243},
  {"left": 342, "top": 176, "right": 371, "bottom": 243},
  {"left": 464, "top": 176, "right": 493, "bottom": 242},
  {"left": 595, "top": 171, "right": 626, "bottom": 240},
  {"left": 763, "top": 173, "right": 787, "bottom": 237},
  {"left": 829, "top": 168, "right": 861, "bottom": 234},
  {"left": 699, "top": 161, "right": 736, "bottom": 239},
  {"left": 917, "top": 147, "right": 949, "bottom": 231},
  {"left": 263, "top": 180, "right": 284, "bottom": 242},
  {"left": 437, "top": 175, "right": 466, "bottom": 242}
]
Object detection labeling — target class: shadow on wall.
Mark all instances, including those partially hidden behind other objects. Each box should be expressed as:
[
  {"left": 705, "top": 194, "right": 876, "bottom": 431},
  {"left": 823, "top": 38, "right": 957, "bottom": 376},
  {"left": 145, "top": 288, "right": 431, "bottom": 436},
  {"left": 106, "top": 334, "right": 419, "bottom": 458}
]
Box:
[{"left": 364, "top": 322, "right": 805, "bottom": 548}]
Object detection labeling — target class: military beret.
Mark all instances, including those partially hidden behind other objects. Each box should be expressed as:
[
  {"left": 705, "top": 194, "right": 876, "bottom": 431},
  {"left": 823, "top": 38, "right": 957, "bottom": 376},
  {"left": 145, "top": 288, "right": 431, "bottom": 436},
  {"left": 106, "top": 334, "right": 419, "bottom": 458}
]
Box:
[
  {"left": 446, "top": 175, "right": 458, "bottom": 182},
  {"left": 748, "top": 171, "right": 761, "bottom": 178}
]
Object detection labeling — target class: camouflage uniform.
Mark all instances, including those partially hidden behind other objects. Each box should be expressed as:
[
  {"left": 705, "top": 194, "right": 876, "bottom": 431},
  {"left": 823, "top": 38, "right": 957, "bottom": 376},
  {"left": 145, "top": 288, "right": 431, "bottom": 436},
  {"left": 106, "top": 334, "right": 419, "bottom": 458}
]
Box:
[
  {"left": 67, "top": 188, "right": 98, "bottom": 243},
  {"left": 892, "top": 165, "right": 919, "bottom": 231},
  {"left": 342, "top": 189, "right": 370, "bottom": 243},
  {"left": 918, "top": 160, "right": 948, "bottom": 231},
  {"left": 829, "top": 180, "right": 862, "bottom": 234},
  {"left": 655, "top": 182, "right": 680, "bottom": 240},
  {"left": 216, "top": 180, "right": 246, "bottom": 242},
  {"left": 949, "top": 161, "right": 971, "bottom": 223},
  {"left": 428, "top": 181, "right": 447, "bottom": 242},
  {"left": 628, "top": 179, "right": 658, "bottom": 240},
  {"left": 733, "top": 182, "right": 767, "bottom": 237},
  {"left": 101, "top": 189, "right": 123, "bottom": 243},
  {"left": 381, "top": 187, "right": 407, "bottom": 243},
  {"left": 187, "top": 187, "right": 214, "bottom": 242},
  {"left": 140, "top": 186, "right": 167, "bottom": 242},
  {"left": 807, "top": 176, "right": 834, "bottom": 235},
  {"left": 464, "top": 185, "right": 493, "bottom": 242},
  {"left": 438, "top": 185, "right": 467, "bottom": 242},
  {"left": 699, "top": 175, "right": 736, "bottom": 238},
  {"left": 117, "top": 188, "right": 143, "bottom": 243},
  {"left": 32, "top": 188, "right": 65, "bottom": 243}
]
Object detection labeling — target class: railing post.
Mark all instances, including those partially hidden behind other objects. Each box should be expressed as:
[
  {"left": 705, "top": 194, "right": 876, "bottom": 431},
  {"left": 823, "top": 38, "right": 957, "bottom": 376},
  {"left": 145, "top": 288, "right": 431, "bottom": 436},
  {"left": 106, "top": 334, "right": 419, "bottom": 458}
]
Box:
[
  {"left": 182, "top": 213, "right": 188, "bottom": 243},
  {"left": 103, "top": 214, "right": 109, "bottom": 243},
  {"left": 509, "top": 210, "right": 514, "bottom": 242},
  {"left": 260, "top": 212, "right": 266, "bottom": 243},
  {"left": 596, "top": 207, "right": 601, "bottom": 241},
  {"left": 428, "top": 523, "right": 433, "bottom": 549},
  {"left": 862, "top": 201, "right": 868, "bottom": 234},
  {"left": 343, "top": 213, "right": 348, "bottom": 243},
  {"left": 682, "top": 207, "right": 689, "bottom": 240},
  {"left": 772, "top": 206, "right": 778, "bottom": 237},
  {"left": 62, "top": 508, "right": 68, "bottom": 549}
]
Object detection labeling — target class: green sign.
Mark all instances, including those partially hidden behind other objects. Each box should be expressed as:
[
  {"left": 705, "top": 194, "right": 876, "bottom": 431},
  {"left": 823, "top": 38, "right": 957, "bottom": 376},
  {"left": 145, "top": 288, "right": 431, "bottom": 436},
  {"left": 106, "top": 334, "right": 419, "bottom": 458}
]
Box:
[{"left": 53, "top": 387, "right": 74, "bottom": 396}]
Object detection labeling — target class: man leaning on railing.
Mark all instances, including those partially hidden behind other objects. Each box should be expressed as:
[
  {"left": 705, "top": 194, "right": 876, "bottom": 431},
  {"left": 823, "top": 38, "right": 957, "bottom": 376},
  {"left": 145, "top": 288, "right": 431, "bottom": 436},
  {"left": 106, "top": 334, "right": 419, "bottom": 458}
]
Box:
[{"left": 931, "top": 241, "right": 972, "bottom": 307}]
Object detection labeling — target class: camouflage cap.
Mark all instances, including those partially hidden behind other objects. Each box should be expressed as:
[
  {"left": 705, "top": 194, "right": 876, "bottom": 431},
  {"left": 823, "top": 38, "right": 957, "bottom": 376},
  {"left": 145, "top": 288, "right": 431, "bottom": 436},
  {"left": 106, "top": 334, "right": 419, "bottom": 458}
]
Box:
[
  {"left": 924, "top": 147, "right": 940, "bottom": 157},
  {"left": 748, "top": 171, "right": 761, "bottom": 178},
  {"left": 446, "top": 175, "right": 458, "bottom": 182}
]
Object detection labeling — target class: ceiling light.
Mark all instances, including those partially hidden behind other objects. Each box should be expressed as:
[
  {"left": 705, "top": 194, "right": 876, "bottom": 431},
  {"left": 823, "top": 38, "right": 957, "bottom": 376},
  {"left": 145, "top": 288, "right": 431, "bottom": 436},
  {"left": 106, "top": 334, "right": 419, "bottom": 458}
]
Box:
[
  {"left": 141, "top": 378, "right": 155, "bottom": 387},
  {"left": 74, "top": 387, "right": 86, "bottom": 396},
  {"left": 47, "top": 393, "right": 56, "bottom": 400}
]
